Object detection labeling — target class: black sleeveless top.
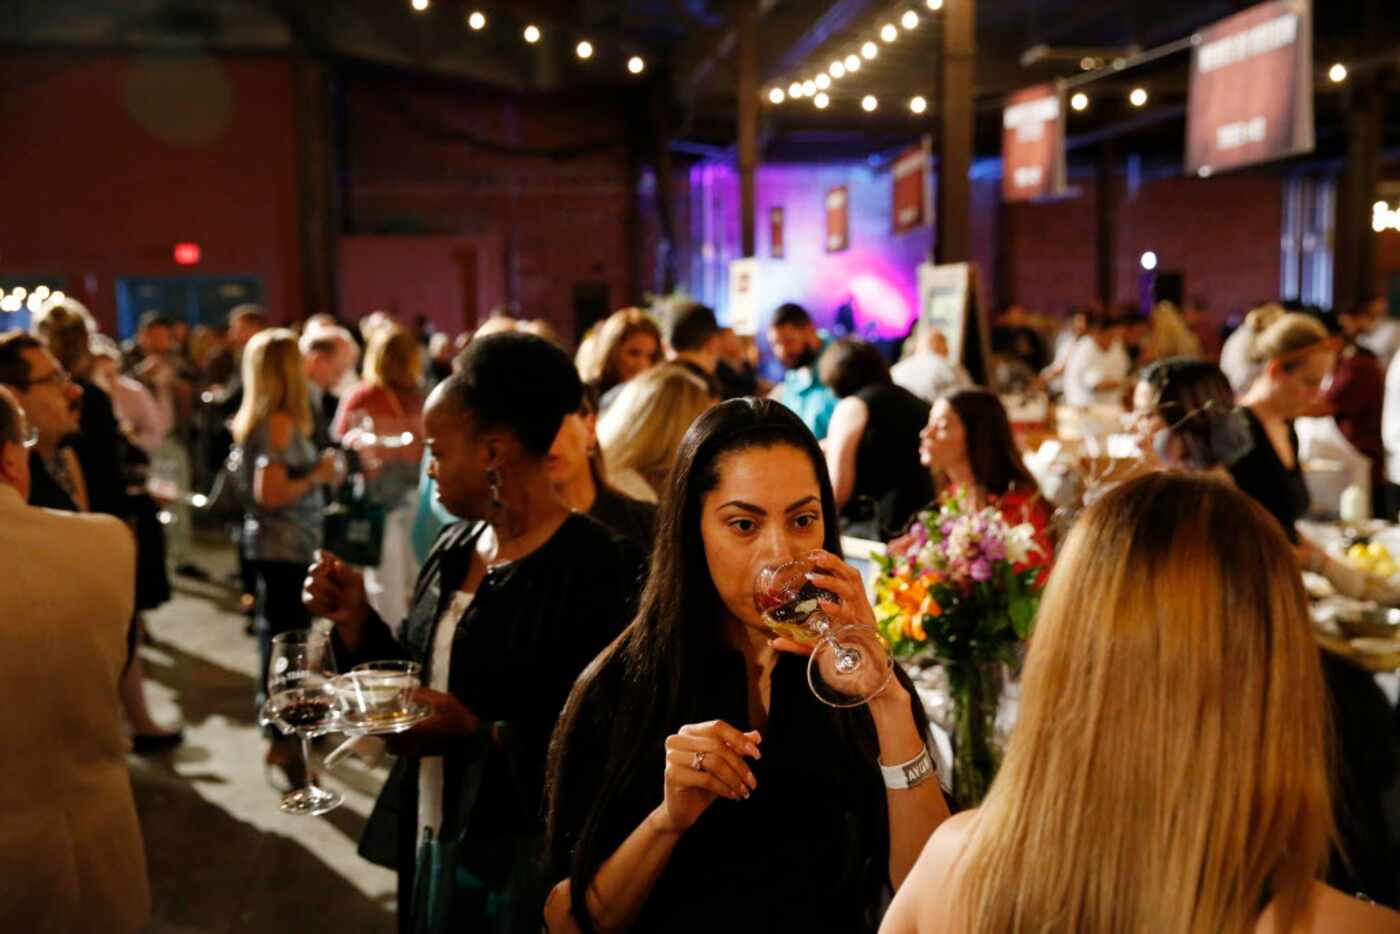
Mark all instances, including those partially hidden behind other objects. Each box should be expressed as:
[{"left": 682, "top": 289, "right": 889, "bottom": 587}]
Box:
[
  {"left": 1228, "top": 408, "right": 1310, "bottom": 544},
  {"left": 842, "top": 383, "right": 933, "bottom": 541}
]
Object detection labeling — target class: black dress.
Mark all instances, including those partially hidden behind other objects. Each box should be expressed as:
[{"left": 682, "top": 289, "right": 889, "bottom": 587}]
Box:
[
  {"left": 589, "top": 485, "right": 656, "bottom": 557},
  {"left": 334, "top": 513, "right": 645, "bottom": 932},
  {"left": 549, "top": 641, "right": 915, "bottom": 932},
  {"left": 1227, "top": 407, "right": 1310, "bottom": 542},
  {"left": 841, "top": 384, "right": 933, "bottom": 541}
]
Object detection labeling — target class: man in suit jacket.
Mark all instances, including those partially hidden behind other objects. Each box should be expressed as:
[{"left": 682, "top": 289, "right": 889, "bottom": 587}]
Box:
[{"left": 0, "top": 386, "right": 151, "bottom": 933}]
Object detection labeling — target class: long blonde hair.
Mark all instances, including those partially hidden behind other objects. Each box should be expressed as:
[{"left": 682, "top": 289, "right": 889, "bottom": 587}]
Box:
[
  {"left": 231, "top": 329, "right": 313, "bottom": 443},
  {"left": 952, "top": 473, "right": 1332, "bottom": 934},
  {"left": 364, "top": 324, "right": 423, "bottom": 395},
  {"left": 597, "top": 363, "right": 714, "bottom": 493}
]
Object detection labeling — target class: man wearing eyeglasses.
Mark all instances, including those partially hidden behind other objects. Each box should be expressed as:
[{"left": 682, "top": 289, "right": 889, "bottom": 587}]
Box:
[
  {"left": 0, "top": 331, "right": 85, "bottom": 510},
  {"left": 0, "top": 384, "right": 151, "bottom": 932}
]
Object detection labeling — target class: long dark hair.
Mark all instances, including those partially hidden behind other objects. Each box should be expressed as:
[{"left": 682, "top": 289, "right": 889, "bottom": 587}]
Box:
[
  {"left": 944, "top": 388, "right": 1037, "bottom": 497},
  {"left": 544, "top": 398, "right": 927, "bottom": 931}
]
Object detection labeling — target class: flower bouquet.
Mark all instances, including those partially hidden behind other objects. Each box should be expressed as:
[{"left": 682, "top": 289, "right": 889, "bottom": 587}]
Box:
[{"left": 875, "top": 493, "right": 1046, "bottom": 806}]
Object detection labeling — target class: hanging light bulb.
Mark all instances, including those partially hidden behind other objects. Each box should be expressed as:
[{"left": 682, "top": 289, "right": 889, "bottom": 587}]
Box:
[
  {"left": 768, "top": 87, "right": 786, "bottom": 104},
  {"left": 814, "top": 92, "right": 830, "bottom": 109},
  {"left": 880, "top": 23, "right": 898, "bottom": 42},
  {"left": 788, "top": 81, "right": 803, "bottom": 98},
  {"left": 861, "top": 41, "right": 878, "bottom": 60},
  {"left": 862, "top": 94, "right": 878, "bottom": 112},
  {"left": 628, "top": 56, "right": 646, "bottom": 74},
  {"left": 1329, "top": 63, "right": 1348, "bottom": 83},
  {"left": 901, "top": 10, "right": 920, "bottom": 29},
  {"left": 814, "top": 74, "right": 831, "bottom": 90},
  {"left": 467, "top": 10, "right": 485, "bottom": 29},
  {"left": 804, "top": 79, "right": 819, "bottom": 95},
  {"left": 1129, "top": 87, "right": 1148, "bottom": 107},
  {"left": 576, "top": 40, "right": 594, "bottom": 60},
  {"left": 926, "top": 0, "right": 944, "bottom": 9},
  {"left": 829, "top": 60, "right": 846, "bottom": 79},
  {"left": 410, "top": 0, "right": 428, "bottom": 11},
  {"left": 523, "top": 24, "right": 541, "bottom": 43},
  {"left": 910, "top": 95, "right": 927, "bottom": 114},
  {"left": 1070, "top": 92, "right": 1089, "bottom": 111},
  {"left": 844, "top": 54, "right": 861, "bottom": 72}
]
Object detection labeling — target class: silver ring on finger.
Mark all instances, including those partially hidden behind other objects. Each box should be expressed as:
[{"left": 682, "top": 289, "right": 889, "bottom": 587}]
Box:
[{"left": 692, "top": 751, "right": 707, "bottom": 773}]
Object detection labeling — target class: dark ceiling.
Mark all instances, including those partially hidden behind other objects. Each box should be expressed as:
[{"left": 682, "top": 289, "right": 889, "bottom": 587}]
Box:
[{"left": 2, "top": 0, "right": 1397, "bottom": 164}]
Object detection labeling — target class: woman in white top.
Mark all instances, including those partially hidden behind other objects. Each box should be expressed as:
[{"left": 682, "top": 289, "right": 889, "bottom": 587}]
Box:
[
  {"left": 1062, "top": 314, "right": 1131, "bottom": 408},
  {"left": 597, "top": 363, "right": 717, "bottom": 502}
]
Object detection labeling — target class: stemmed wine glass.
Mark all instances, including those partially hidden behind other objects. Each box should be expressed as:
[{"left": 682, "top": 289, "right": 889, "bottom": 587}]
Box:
[
  {"left": 754, "top": 557, "right": 894, "bottom": 707},
  {"left": 259, "top": 629, "right": 344, "bottom": 816}
]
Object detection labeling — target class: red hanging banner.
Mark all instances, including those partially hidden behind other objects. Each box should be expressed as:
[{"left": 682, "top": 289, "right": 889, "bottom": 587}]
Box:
[
  {"left": 769, "top": 207, "right": 785, "bottom": 259},
  {"left": 892, "top": 139, "right": 931, "bottom": 235},
  {"left": 825, "top": 186, "right": 849, "bottom": 253},
  {"left": 1185, "top": 0, "right": 1314, "bottom": 177},
  {"left": 1001, "top": 83, "right": 1066, "bottom": 202}
]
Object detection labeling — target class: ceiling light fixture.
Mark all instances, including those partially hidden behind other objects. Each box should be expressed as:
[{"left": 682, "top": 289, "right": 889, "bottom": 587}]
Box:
[
  {"left": 901, "top": 10, "right": 920, "bottom": 29},
  {"left": 523, "top": 24, "right": 541, "bottom": 43},
  {"left": 768, "top": 87, "right": 786, "bottom": 104},
  {"left": 576, "top": 40, "right": 594, "bottom": 59},
  {"left": 1329, "top": 63, "right": 1348, "bottom": 83},
  {"left": 628, "top": 56, "right": 646, "bottom": 74},
  {"left": 862, "top": 41, "right": 878, "bottom": 60},
  {"left": 862, "top": 94, "right": 878, "bottom": 112},
  {"left": 1129, "top": 87, "right": 1148, "bottom": 106},
  {"left": 910, "top": 95, "right": 927, "bottom": 114},
  {"left": 814, "top": 92, "right": 830, "bottom": 109},
  {"left": 881, "top": 23, "right": 899, "bottom": 42},
  {"left": 467, "top": 10, "right": 485, "bottom": 29},
  {"left": 1070, "top": 92, "right": 1089, "bottom": 111}
]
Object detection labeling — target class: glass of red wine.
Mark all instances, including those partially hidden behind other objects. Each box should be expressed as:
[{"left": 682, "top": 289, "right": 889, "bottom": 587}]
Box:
[
  {"left": 754, "top": 557, "right": 893, "bottom": 707},
  {"left": 259, "top": 628, "right": 343, "bottom": 816}
]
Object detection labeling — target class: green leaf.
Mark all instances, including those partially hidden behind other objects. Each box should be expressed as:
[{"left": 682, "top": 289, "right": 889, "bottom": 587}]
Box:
[{"left": 1009, "top": 595, "right": 1037, "bottom": 639}]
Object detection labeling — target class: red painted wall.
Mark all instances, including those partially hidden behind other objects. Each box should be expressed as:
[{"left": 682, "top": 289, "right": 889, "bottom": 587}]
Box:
[
  {"left": 338, "top": 234, "right": 507, "bottom": 336},
  {"left": 0, "top": 53, "right": 302, "bottom": 334},
  {"left": 1003, "top": 168, "right": 1283, "bottom": 323},
  {"left": 343, "top": 69, "right": 637, "bottom": 344}
]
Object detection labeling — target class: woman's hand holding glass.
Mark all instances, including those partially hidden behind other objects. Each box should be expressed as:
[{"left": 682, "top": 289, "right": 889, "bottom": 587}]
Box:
[
  {"left": 654, "top": 721, "right": 763, "bottom": 834},
  {"left": 382, "top": 687, "right": 481, "bottom": 758}
]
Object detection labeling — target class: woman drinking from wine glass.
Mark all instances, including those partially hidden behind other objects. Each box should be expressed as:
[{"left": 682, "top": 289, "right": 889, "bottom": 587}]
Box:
[
  {"left": 880, "top": 474, "right": 1400, "bottom": 934},
  {"left": 303, "top": 332, "right": 644, "bottom": 932},
  {"left": 542, "top": 398, "right": 950, "bottom": 933}
]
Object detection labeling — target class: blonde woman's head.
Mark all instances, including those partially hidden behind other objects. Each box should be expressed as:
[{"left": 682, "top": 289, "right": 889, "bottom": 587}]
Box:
[
  {"left": 32, "top": 298, "right": 96, "bottom": 376},
  {"left": 364, "top": 324, "right": 423, "bottom": 395},
  {"left": 1252, "top": 312, "right": 1335, "bottom": 418},
  {"left": 952, "top": 472, "right": 1331, "bottom": 934},
  {"left": 597, "top": 363, "right": 715, "bottom": 494},
  {"left": 231, "top": 329, "right": 312, "bottom": 443},
  {"left": 582, "top": 308, "right": 662, "bottom": 394}
]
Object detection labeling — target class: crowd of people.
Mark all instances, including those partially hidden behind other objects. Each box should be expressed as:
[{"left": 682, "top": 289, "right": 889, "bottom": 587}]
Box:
[{"left": 2, "top": 289, "right": 1399, "bottom": 933}]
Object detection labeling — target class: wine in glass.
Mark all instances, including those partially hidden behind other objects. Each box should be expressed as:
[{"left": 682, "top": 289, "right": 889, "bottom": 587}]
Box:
[
  {"left": 260, "top": 629, "right": 344, "bottom": 816},
  {"left": 755, "top": 557, "right": 894, "bottom": 708}
]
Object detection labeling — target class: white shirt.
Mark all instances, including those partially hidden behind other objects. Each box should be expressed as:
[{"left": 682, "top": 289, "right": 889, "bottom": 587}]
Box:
[
  {"left": 418, "top": 589, "right": 474, "bottom": 843},
  {"left": 890, "top": 353, "right": 971, "bottom": 405},
  {"left": 1382, "top": 351, "right": 1400, "bottom": 486},
  {"left": 1063, "top": 336, "right": 1129, "bottom": 408}
]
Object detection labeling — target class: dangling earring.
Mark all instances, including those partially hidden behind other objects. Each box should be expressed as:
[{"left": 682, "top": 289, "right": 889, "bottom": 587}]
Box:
[{"left": 487, "top": 467, "right": 505, "bottom": 512}]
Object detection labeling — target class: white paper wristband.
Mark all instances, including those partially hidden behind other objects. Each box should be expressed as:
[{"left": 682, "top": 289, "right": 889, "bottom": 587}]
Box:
[{"left": 880, "top": 746, "right": 935, "bottom": 790}]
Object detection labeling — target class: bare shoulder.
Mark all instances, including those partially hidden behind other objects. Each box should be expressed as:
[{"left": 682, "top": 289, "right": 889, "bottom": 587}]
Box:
[
  {"left": 1258, "top": 883, "right": 1400, "bottom": 934},
  {"left": 828, "top": 395, "right": 869, "bottom": 434},
  {"left": 882, "top": 810, "right": 978, "bottom": 934}
]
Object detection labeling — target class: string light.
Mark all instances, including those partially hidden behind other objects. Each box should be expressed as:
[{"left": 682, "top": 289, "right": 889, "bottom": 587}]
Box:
[
  {"left": 861, "top": 41, "right": 878, "bottom": 60},
  {"left": 862, "top": 94, "right": 878, "bottom": 112},
  {"left": 844, "top": 54, "right": 861, "bottom": 73},
  {"left": 880, "top": 23, "right": 898, "bottom": 42},
  {"left": 1329, "top": 63, "right": 1348, "bottom": 83},
  {"left": 901, "top": 10, "right": 920, "bottom": 29},
  {"left": 803, "top": 79, "right": 818, "bottom": 95},
  {"left": 830, "top": 60, "right": 846, "bottom": 79},
  {"left": 1070, "top": 92, "right": 1089, "bottom": 111},
  {"left": 910, "top": 96, "right": 927, "bottom": 114},
  {"left": 1129, "top": 87, "right": 1148, "bottom": 107},
  {"left": 467, "top": 10, "right": 485, "bottom": 29},
  {"left": 576, "top": 40, "right": 594, "bottom": 59},
  {"left": 768, "top": 87, "right": 786, "bottom": 104},
  {"left": 814, "top": 74, "right": 831, "bottom": 90},
  {"left": 523, "top": 24, "right": 541, "bottom": 43},
  {"left": 410, "top": 0, "right": 428, "bottom": 11},
  {"left": 50, "top": 291, "right": 65, "bottom": 303},
  {"left": 926, "top": 0, "right": 944, "bottom": 8},
  {"left": 628, "top": 56, "right": 646, "bottom": 74},
  {"left": 814, "top": 92, "right": 830, "bottom": 109}
]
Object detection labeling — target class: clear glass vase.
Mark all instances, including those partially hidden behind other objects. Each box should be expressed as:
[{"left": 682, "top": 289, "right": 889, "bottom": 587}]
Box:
[{"left": 947, "top": 660, "right": 1003, "bottom": 808}]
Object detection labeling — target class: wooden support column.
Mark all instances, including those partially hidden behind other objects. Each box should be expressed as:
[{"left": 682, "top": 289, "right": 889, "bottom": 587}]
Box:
[
  {"left": 1336, "top": 71, "right": 1385, "bottom": 312},
  {"left": 735, "top": 0, "right": 759, "bottom": 258},
  {"left": 935, "top": 0, "right": 975, "bottom": 264},
  {"left": 1096, "top": 141, "right": 1118, "bottom": 310}
]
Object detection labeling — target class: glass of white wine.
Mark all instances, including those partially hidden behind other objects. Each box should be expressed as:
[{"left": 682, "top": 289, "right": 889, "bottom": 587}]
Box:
[
  {"left": 259, "top": 629, "right": 343, "bottom": 816},
  {"left": 754, "top": 557, "right": 893, "bottom": 708}
]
